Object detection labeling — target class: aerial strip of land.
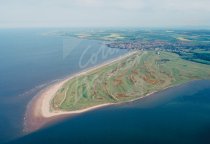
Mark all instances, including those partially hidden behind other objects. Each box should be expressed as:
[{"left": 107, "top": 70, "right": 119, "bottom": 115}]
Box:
[{"left": 25, "top": 50, "right": 210, "bottom": 132}]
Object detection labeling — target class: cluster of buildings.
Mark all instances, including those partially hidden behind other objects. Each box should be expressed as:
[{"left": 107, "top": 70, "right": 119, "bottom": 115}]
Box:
[{"left": 106, "top": 39, "right": 198, "bottom": 54}]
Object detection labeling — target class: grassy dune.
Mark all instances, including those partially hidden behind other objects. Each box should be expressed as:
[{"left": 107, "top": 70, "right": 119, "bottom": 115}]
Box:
[{"left": 51, "top": 51, "right": 210, "bottom": 111}]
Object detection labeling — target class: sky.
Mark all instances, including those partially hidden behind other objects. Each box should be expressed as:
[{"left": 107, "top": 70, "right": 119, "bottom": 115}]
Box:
[{"left": 0, "top": 0, "right": 210, "bottom": 28}]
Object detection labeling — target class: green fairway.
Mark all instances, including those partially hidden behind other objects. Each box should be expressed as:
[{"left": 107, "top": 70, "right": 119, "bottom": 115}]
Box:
[{"left": 51, "top": 51, "right": 210, "bottom": 111}]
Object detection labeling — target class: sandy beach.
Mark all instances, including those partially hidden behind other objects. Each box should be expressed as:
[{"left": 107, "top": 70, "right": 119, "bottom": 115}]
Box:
[
  {"left": 24, "top": 49, "right": 187, "bottom": 133},
  {"left": 24, "top": 51, "right": 138, "bottom": 132}
]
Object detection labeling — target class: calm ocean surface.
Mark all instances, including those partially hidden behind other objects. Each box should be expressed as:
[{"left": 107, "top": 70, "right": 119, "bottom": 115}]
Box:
[
  {"left": 1, "top": 29, "right": 210, "bottom": 144},
  {"left": 0, "top": 28, "right": 127, "bottom": 143}
]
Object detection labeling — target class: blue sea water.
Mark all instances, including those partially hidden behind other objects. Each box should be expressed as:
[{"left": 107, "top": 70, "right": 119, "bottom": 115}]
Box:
[
  {"left": 9, "top": 80, "right": 210, "bottom": 144},
  {"left": 0, "top": 28, "right": 127, "bottom": 143},
  {"left": 1, "top": 29, "right": 210, "bottom": 144}
]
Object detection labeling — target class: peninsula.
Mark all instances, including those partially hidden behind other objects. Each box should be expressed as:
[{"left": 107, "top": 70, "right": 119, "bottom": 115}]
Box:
[{"left": 25, "top": 50, "right": 210, "bottom": 132}]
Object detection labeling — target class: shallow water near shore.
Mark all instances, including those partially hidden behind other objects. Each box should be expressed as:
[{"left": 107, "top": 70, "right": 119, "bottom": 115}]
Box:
[
  {"left": 0, "top": 28, "right": 127, "bottom": 143},
  {"left": 9, "top": 80, "right": 210, "bottom": 144}
]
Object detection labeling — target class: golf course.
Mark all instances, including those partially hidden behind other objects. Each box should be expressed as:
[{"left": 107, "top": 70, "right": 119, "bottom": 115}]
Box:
[{"left": 51, "top": 51, "right": 210, "bottom": 111}]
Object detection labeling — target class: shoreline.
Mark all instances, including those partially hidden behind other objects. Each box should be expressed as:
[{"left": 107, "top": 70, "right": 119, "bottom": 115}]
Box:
[
  {"left": 24, "top": 49, "right": 206, "bottom": 133},
  {"left": 24, "top": 51, "right": 138, "bottom": 132},
  {"left": 23, "top": 80, "right": 175, "bottom": 133}
]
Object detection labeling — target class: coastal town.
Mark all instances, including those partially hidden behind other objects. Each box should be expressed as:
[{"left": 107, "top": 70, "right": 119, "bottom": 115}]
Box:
[{"left": 54, "top": 29, "right": 210, "bottom": 65}]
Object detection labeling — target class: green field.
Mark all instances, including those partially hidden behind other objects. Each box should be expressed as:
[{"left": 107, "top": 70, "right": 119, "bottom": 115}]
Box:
[{"left": 51, "top": 51, "right": 210, "bottom": 111}]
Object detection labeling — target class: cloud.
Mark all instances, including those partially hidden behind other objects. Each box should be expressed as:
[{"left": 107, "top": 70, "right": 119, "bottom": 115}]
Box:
[
  {"left": 0, "top": 0, "right": 209, "bottom": 27},
  {"left": 74, "top": 0, "right": 146, "bottom": 10}
]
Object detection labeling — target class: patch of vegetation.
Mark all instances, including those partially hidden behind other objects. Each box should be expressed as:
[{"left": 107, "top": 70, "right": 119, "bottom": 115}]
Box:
[{"left": 52, "top": 51, "right": 210, "bottom": 111}]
